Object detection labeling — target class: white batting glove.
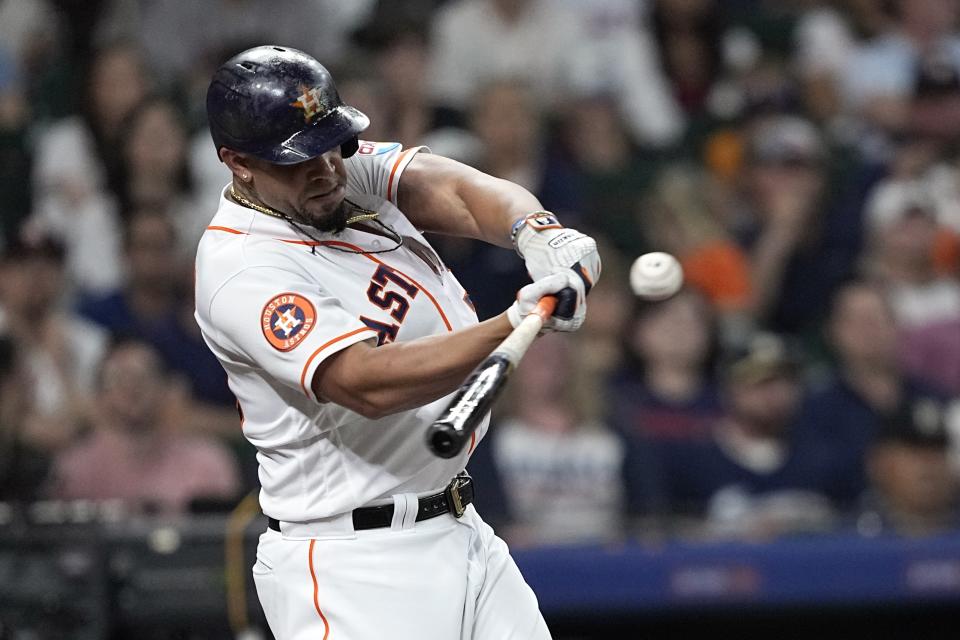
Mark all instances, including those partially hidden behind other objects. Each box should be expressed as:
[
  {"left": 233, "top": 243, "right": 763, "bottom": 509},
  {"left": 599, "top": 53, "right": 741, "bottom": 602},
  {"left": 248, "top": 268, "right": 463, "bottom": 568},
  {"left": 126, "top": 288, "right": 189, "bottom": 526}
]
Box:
[
  {"left": 506, "top": 271, "right": 587, "bottom": 333},
  {"left": 512, "top": 212, "right": 602, "bottom": 294}
]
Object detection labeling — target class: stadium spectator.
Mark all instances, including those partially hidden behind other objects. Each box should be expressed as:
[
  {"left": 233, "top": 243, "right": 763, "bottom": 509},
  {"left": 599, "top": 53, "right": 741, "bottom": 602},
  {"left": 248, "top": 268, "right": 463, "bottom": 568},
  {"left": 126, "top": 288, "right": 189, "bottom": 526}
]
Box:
[
  {"left": 470, "top": 80, "right": 549, "bottom": 198},
  {"left": 859, "top": 395, "right": 959, "bottom": 536},
  {"left": 556, "top": 95, "right": 660, "bottom": 256},
  {"left": 491, "top": 333, "right": 625, "bottom": 546},
  {"left": 0, "top": 0, "right": 58, "bottom": 75},
  {"left": 861, "top": 179, "right": 960, "bottom": 394},
  {"left": 0, "top": 335, "right": 52, "bottom": 502},
  {"left": 117, "top": 96, "right": 205, "bottom": 257},
  {"left": 792, "top": 0, "right": 891, "bottom": 126},
  {"left": 627, "top": 331, "right": 849, "bottom": 538},
  {"left": 76, "top": 210, "right": 235, "bottom": 414},
  {"left": 0, "top": 47, "right": 30, "bottom": 247},
  {"left": 733, "top": 114, "right": 862, "bottom": 337},
  {"left": 562, "top": 1, "right": 684, "bottom": 148},
  {"left": 575, "top": 243, "right": 634, "bottom": 420},
  {"left": 0, "top": 0, "right": 68, "bottom": 124},
  {"left": 841, "top": 0, "right": 960, "bottom": 143},
  {"left": 610, "top": 289, "right": 722, "bottom": 445},
  {"left": 643, "top": 164, "right": 754, "bottom": 340},
  {"left": 49, "top": 339, "right": 240, "bottom": 513},
  {"left": 27, "top": 41, "right": 150, "bottom": 294},
  {"left": 427, "top": 0, "right": 586, "bottom": 116},
  {"left": 649, "top": 0, "right": 729, "bottom": 119},
  {"left": 647, "top": 0, "right": 791, "bottom": 146},
  {"left": 187, "top": 61, "right": 235, "bottom": 219},
  {"left": 0, "top": 235, "right": 107, "bottom": 450},
  {"left": 95, "top": 0, "right": 373, "bottom": 87},
  {"left": 350, "top": 1, "right": 439, "bottom": 149},
  {"left": 794, "top": 280, "right": 951, "bottom": 498}
]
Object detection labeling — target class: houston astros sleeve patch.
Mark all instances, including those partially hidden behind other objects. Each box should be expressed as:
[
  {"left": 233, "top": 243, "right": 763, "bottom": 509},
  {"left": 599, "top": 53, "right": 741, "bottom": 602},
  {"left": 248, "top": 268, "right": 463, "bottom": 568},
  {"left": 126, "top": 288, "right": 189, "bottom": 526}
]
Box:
[{"left": 262, "top": 293, "right": 317, "bottom": 351}]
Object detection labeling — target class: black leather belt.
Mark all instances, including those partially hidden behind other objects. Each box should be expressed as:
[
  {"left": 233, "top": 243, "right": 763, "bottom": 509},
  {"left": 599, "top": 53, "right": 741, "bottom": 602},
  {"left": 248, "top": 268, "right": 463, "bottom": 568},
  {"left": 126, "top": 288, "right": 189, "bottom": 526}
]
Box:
[{"left": 268, "top": 474, "right": 474, "bottom": 532}]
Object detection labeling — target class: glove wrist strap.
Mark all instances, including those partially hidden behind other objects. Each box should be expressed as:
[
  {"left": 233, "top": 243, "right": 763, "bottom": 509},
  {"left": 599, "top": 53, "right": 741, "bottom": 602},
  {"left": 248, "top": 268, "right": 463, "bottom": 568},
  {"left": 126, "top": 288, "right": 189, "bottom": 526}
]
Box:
[{"left": 510, "top": 210, "right": 562, "bottom": 256}]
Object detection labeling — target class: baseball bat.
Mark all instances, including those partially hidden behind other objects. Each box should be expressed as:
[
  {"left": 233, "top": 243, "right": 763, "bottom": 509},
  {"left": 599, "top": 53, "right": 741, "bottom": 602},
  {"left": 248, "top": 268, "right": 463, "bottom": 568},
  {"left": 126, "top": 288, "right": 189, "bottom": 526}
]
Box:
[{"left": 426, "top": 296, "right": 557, "bottom": 458}]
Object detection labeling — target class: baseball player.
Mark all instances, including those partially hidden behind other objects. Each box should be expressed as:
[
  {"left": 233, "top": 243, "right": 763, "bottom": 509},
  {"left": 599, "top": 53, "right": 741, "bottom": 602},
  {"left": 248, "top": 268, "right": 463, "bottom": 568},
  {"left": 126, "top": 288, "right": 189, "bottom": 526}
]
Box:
[{"left": 195, "top": 46, "right": 601, "bottom": 640}]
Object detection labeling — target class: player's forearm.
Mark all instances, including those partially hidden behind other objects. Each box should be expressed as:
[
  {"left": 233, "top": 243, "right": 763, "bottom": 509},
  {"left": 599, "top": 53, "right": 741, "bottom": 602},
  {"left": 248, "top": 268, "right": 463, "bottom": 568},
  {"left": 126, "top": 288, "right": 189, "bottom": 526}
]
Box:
[
  {"left": 398, "top": 153, "right": 542, "bottom": 248},
  {"left": 448, "top": 171, "right": 544, "bottom": 248},
  {"left": 313, "top": 314, "right": 515, "bottom": 419}
]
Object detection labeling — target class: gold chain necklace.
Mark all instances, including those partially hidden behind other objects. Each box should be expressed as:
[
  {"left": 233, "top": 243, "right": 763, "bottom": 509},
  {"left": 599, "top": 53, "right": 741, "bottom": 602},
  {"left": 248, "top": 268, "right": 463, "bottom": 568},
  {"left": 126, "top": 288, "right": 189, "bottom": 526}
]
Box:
[
  {"left": 229, "top": 185, "right": 404, "bottom": 256},
  {"left": 229, "top": 186, "right": 379, "bottom": 225}
]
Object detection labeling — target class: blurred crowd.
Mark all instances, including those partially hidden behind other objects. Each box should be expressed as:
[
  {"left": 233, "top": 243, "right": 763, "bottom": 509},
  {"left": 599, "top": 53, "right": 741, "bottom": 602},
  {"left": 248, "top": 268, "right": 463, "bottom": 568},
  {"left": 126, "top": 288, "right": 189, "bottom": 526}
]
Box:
[{"left": 1, "top": 0, "right": 959, "bottom": 545}]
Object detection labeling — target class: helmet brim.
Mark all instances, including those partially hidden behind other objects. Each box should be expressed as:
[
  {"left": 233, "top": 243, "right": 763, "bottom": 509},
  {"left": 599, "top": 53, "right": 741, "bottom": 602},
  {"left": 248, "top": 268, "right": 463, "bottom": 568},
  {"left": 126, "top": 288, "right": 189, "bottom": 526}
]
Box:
[{"left": 256, "top": 105, "right": 370, "bottom": 165}]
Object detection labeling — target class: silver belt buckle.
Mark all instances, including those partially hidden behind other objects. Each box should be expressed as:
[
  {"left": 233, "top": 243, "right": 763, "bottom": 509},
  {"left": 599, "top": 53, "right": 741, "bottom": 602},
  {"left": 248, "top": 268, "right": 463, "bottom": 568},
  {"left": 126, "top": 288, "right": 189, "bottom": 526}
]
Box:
[{"left": 445, "top": 477, "right": 467, "bottom": 518}]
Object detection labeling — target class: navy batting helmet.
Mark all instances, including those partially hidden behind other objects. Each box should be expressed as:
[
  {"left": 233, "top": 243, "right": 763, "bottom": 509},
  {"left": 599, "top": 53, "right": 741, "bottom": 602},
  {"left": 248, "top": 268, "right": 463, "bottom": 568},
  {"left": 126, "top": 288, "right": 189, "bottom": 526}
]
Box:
[{"left": 206, "top": 45, "right": 369, "bottom": 164}]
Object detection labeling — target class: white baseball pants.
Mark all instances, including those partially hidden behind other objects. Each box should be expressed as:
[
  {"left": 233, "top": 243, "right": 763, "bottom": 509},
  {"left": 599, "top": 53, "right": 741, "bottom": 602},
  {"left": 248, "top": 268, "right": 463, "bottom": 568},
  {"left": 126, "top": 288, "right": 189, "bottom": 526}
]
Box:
[{"left": 252, "top": 503, "right": 551, "bottom": 639}]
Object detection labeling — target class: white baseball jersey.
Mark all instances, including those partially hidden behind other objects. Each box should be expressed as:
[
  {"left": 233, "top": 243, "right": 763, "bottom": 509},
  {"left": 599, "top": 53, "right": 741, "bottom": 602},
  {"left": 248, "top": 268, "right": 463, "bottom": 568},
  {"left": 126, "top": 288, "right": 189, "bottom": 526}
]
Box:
[{"left": 194, "top": 142, "right": 488, "bottom": 523}]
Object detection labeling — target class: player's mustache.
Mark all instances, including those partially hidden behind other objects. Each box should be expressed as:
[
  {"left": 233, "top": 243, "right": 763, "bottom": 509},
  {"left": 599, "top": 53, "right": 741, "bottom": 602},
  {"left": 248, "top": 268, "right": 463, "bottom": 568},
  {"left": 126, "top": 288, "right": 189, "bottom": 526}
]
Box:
[{"left": 306, "top": 180, "right": 344, "bottom": 198}]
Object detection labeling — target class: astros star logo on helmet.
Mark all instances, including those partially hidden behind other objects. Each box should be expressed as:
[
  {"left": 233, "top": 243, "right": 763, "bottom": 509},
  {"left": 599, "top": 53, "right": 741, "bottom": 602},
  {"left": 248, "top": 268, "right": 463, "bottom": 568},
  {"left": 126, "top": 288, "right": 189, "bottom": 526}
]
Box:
[
  {"left": 290, "top": 85, "right": 328, "bottom": 123},
  {"left": 261, "top": 293, "right": 316, "bottom": 351}
]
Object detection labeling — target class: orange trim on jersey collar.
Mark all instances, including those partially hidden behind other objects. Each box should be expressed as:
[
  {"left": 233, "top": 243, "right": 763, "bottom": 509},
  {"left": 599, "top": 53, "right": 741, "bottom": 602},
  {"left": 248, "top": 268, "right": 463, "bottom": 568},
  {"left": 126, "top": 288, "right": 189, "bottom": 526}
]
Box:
[
  {"left": 207, "top": 225, "right": 249, "bottom": 234},
  {"left": 308, "top": 539, "right": 331, "bottom": 640},
  {"left": 300, "top": 326, "right": 377, "bottom": 398},
  {"left": 386, "top": 148, "right": 414, "bottom": 203}
]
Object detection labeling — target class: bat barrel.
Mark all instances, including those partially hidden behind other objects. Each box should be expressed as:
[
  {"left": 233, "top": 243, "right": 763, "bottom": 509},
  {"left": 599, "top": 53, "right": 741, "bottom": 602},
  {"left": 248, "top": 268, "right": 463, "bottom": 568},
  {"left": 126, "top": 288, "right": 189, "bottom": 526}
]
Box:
[
  {"left": 425, "top": 354, "right": 512, "bottom": 457},
  {"left": 425, "top": 295, "right": 557, "bottom": 459}
]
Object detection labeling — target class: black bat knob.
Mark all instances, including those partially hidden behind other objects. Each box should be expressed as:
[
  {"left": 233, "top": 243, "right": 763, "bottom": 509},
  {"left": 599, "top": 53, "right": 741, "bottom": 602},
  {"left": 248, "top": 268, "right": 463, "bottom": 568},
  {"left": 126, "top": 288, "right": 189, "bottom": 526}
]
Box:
[{"left": 427, "top": 424, "right": 461, "bottom": 459}]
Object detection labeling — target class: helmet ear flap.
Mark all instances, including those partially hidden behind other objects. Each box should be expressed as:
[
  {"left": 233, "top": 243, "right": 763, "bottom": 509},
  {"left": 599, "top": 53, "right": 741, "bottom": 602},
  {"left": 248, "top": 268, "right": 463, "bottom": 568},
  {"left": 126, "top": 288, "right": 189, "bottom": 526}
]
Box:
[{"left": 340, "top": 137, "right": 359, "bottom": 158}]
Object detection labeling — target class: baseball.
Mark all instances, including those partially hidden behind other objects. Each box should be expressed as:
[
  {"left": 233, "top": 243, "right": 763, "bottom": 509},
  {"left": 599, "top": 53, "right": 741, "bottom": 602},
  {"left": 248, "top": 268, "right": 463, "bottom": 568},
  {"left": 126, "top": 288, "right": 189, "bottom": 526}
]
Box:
[{"left": 629, "top": 252, "right": 684, "bottom": 300}]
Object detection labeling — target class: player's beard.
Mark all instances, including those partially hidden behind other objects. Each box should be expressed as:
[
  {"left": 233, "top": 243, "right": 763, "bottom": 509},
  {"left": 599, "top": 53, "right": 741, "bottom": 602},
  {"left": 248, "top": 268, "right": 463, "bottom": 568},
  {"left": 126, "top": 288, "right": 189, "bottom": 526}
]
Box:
[
  {"left": 292, "top": 199, "right": 350, "bottom": 234},
  {"left": 311, "top": 199, "right": 350, "bottom": 234}
]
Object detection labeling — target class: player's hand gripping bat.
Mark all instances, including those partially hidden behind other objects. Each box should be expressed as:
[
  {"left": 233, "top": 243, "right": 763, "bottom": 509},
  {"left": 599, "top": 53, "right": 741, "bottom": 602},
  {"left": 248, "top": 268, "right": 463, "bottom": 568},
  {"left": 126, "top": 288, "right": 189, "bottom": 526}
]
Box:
[{"left": 425, "top": 296, "right": 557, "bottom": 458}]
